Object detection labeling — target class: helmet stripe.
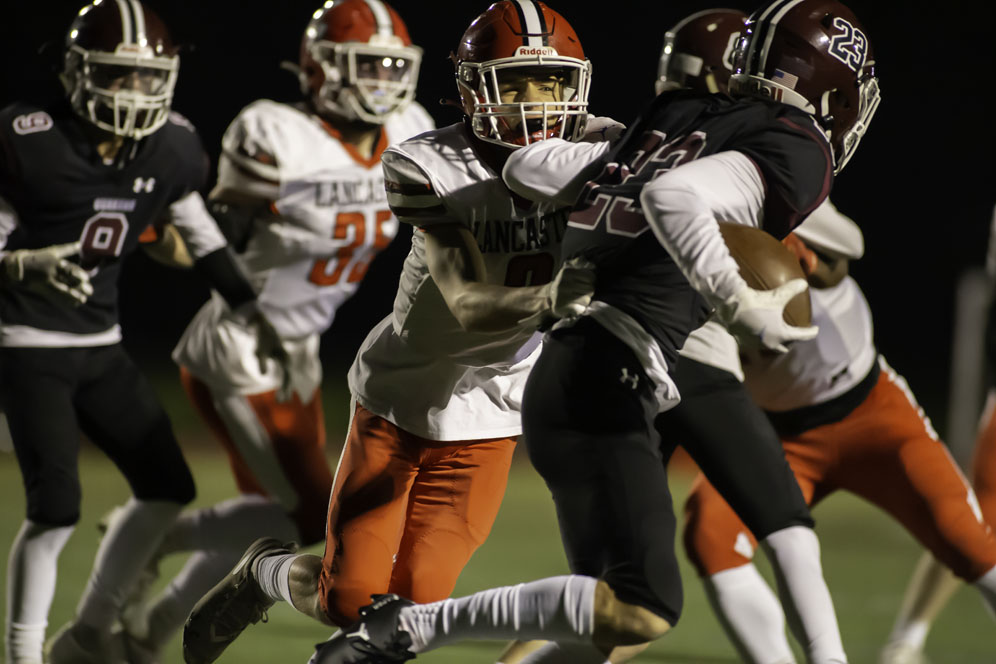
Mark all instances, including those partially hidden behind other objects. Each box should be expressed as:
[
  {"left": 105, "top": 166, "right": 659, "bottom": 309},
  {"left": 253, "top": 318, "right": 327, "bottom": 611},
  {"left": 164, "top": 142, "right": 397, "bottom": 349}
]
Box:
[
  {"left": 113, "top": 0, "right": 134, "bottom": 45},
  {"left": 757, "top": 0, "right": 807, "bottom": 73},
  {"left": 511, "top": 0, "right": 548, "bottom": 47},
  {"left": 128, "top": 0, "right": 147, "bottom": 46},
  {"left": 363, "top": 0, "right": 394, "bottom": 38},
  {"left": 748, "top": 0, "right": 799, "bottom": 73}
]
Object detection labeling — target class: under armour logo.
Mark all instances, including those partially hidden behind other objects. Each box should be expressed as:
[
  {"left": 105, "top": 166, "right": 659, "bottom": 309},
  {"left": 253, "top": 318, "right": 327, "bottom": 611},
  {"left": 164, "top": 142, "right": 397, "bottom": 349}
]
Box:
[
  {"left": 133, "top": 177, "right": 156, "bottom": 193},
  {"left": 619, "top": 367, "right": 639, "bottom": 390}
]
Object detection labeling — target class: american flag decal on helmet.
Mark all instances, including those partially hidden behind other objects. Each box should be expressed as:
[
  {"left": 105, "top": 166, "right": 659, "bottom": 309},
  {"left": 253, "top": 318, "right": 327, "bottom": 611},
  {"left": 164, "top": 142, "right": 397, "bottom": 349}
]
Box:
[{"left": 772, "top": 68, "right": 799, "bottom": 89}]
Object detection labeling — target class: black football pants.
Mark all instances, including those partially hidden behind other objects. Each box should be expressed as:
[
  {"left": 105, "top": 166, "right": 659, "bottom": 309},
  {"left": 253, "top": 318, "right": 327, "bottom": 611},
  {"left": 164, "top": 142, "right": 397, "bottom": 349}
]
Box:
[
  {"left": 0, "top": 344, "right": 195, "bottom": 526},
  {"left": 657, "top": 356, "right": 814, "bottom": 538},
  {"left": 523, "top": 317, "right": 684, "bottom": 626}
]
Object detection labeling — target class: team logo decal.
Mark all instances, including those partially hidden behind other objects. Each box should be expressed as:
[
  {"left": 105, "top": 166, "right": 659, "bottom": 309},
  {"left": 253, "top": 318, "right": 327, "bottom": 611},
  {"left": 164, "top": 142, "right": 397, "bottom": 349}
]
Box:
[
  {"left": 133, "top": 177, "right": 156, "bottom": 193},
  {"left": 12, "top": 111, "right": 53, "bottom": 135},
  {"left": 828, "top": 16, "right": 868, "bottom": 72}
]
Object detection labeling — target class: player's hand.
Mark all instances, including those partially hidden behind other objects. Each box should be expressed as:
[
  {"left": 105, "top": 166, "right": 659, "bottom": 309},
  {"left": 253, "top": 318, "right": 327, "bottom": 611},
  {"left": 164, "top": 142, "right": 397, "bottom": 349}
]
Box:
[
  {"left": 715, "top": 279, "right": 818, "bottom": 354},
  {"left": 1, "top": 241, "right": 93, "bottom": 307},
  {"left": 580, "top": 115, "right": 625, "bottom": 143},
  {"left": 250, "top": 311, "right": 294, "bottom": 402},
  {"left": 550, "top": 257, "right": 596, "bottom": 318}
]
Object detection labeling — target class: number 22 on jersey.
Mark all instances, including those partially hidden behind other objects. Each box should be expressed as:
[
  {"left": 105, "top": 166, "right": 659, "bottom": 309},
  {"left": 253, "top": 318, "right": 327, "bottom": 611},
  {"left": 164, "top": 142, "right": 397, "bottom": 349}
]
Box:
[{"left": 309, "top": 209, "right": 394, "bottom": 286}]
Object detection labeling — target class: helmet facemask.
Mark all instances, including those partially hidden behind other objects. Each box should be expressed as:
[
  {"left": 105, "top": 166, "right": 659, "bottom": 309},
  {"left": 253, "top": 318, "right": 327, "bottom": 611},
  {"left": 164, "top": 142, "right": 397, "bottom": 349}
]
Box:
[
  {"left": 64, "top": 44, "right": 178, "bottom": 140},
  {"left": 828, "top": 70, "right": 880, "bottom": 174},
  {"left": 308, "top": 36, "right": 421, "bottom": 125},
  {"left": 458, "top": 56, "right": 591, "bottom": 149}
]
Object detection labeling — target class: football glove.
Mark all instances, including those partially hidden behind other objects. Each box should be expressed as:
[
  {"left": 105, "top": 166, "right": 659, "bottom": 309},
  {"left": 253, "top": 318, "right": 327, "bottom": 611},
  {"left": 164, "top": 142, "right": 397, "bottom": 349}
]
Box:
[
  {"left": 550, "top": 257, "right": 596, "bottom": 318},
  {"left": 580, "top": 116, "right": 626, "bottom": 143},
  {"left": 249, "top": 311, "right": 294, "bottom": 402},
  {"left": 715, "top": 279, "right": 818, "bottom": 354},
  {"left": 1, "top": 242, "right": 93, "bottom": 307}
]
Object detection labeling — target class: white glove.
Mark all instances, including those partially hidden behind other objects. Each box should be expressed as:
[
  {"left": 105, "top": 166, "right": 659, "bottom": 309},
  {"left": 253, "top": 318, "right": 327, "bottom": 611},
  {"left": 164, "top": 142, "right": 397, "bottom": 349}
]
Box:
[
  {"left": 1, "top": 241, "right": 93, "bottom": 306},
  {"left": 550, "top": 257, "right": 596, "bottom": 318},
  {"left": 580, "top": 116, "right": 626, "bottom": 143},
  {"left": 714, "top": 279, "right": 818, "bottom": 354},
  {"left": 249, "top": 310, "right": 294, "bottom": 402}
]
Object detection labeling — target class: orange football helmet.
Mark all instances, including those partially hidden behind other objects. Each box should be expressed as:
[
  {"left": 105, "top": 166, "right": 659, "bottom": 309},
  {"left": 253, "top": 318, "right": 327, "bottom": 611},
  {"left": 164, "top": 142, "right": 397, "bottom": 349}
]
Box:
[
  {"left": 454, "top": 0, "right": 591, "bottom": 149},
  {"left": 299, "top": 0, "right": 422, "bottom": 125}
]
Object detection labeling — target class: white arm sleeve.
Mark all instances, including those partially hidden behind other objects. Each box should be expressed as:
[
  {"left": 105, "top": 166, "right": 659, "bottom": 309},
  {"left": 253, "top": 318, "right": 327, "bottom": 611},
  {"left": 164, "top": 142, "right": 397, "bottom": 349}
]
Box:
[
  {"left": 502, "top": 138, "right": 612, "bottom": 207},
  {"left": 166, "top": 191, "right": 228, "bottom": 259},
  {"left": 639, "top": 150, "right": 764, "bottom": 303},
  {"left": 0, "top": 195, "right": 19, "bottom": 253},
  {"left": 793, "top": 198, "right": 864, "bottom": 260}
]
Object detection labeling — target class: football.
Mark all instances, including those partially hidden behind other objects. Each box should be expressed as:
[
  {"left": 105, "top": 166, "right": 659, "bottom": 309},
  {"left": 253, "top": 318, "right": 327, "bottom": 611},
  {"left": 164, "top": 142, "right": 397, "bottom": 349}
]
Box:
[{"left": 717, "top": 222, "right": 812, "bottom": 327}]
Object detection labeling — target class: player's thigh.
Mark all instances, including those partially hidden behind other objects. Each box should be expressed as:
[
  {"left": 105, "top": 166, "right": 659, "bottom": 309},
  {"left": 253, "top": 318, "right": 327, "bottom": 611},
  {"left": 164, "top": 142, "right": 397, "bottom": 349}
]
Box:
[
  {"left": 523, "top": 319, "right": 683, "bottom": 625},
  {"left": 389, "top": 436, "right": 516, "bottom": 602},
  {"left": 972, "top": 391, "right": 996, "bottom": 526},
  {"left": 73, "top": 345, "right": 193, "bottom": 504},
  {"left": 318, "top": 401, "right": 418, "bottom": 625},
  {"left": 659, "top": 358, "right": 813, "bottom": 539},
  {"left": 835, "top": 377, "right": 996, "bottom": 580},
  {"left": 0, "top": 347, "right": 85, "bottom": 525}
]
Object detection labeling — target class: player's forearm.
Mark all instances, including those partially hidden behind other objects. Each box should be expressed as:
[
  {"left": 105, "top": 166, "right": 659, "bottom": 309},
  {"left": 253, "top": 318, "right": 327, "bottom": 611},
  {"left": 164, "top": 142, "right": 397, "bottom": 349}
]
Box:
[
  {"left": 502, "top": 138, "right": 610, "bottom": 206},
  {"left": 447, "top": 282, "right": 551, "bottom": 332}
]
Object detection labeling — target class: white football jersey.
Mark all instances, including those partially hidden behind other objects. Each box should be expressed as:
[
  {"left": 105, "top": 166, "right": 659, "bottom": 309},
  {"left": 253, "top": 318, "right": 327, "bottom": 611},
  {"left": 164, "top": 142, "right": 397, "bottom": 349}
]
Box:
[
  {"left": 742, "top": 275, "right": 877, "bottom": 412},
  {"left": 174, "top": 99, "right": 434, "bottom": 397},
  {"left": 348, "top": 123, "right": 573, "bottom": 440}
]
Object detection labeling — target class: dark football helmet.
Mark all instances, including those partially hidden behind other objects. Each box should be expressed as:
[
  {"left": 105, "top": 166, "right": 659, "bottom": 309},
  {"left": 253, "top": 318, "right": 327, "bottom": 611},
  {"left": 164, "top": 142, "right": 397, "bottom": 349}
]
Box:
[
  {"left": 298, "top": 0, "right": 422, "bottom": 125},
  {"left": 729, "top": 0, "right": 880, "bottom": 174},
  {"left": 454, "top": 0, "right": 591, "bottom": 149},
  {"left": 61, "top": 0, "right": 179, "bottom": 139},
  {"left": 655, "top": 9, "right": 747, "bottom": 95}
]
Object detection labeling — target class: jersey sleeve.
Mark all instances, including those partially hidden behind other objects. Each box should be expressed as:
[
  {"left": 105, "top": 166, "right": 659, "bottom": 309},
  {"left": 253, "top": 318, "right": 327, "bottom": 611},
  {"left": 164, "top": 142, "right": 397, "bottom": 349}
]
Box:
[
  {"left": 165, "top": 191, "right": 227, "bottom": 259},
  {"left": 382, "top": 149, "right": 452, "bottom": 228},
  {"left": 164, "top": 111, "right": 210, "bottom": 195},
  {"left": 502, "top": 137, "right": 612, "bottom": 207},
  {"left": 215, "top": 102, "right": 282, "bottom": 201},
  {"left": 735, "top": 112, "right": 834, "bottom": 239}
]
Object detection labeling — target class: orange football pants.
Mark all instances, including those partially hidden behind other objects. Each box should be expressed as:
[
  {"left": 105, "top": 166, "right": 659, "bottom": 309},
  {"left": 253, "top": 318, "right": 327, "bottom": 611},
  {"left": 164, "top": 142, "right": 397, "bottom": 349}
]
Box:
[
  {"left": 179, "top": 367, "right": 333, "bottom": 545},
  {"left": 972, "top": 393, "right": 996, "bottom": 527},
  {"left": 318, "top": 401, "right": 516, "bottom": 626},
  {"left": 684, "top": 362, "right": 996, "bottom": 582}
]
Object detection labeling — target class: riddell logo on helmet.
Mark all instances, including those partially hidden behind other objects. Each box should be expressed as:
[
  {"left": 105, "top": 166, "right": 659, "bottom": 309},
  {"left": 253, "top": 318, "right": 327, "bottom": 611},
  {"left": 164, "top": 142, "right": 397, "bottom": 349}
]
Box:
[{"left": 515, "top": 46, "right": 557, "bottom": 57}]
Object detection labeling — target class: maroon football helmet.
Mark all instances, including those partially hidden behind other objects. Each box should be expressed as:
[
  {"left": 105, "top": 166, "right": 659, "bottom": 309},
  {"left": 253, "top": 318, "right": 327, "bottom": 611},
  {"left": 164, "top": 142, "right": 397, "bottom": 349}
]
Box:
[
  {"left": 454, "top": 0, "right": 591, "bottom": 149},
  {"left": 298, "top": 0, "right": 422, "bottom": 125},
  {"left": 655, "top": 9, "right": 747, "bottom": 95},
  {"left": 61, "top": 0, "right": 179, "bottom": 139},
  {"left": 729, "top": 0, "right": 880, "bottom": 174}
]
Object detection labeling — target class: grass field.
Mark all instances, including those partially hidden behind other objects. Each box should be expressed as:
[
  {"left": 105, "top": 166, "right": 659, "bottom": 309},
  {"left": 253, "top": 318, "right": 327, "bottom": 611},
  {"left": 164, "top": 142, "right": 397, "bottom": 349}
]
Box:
[{"left": 1, "top": 376, "right": 993, "bottom": 663}]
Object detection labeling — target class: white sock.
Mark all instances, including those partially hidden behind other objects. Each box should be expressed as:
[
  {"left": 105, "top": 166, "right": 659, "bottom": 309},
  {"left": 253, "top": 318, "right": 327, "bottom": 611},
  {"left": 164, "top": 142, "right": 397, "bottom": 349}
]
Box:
[
  {"left": 253, "top": 553, "right": 298, "bottom": 604},
  {"left": 5, "top": 521, "right": 74, "bottom": 663},
  {"left": 703, "top": 564, "right": 796, "bottom": 664},
  {"left": 972, "top": 564, "right": 996, "bottom": 620},
  {"left": 139, "top": 550, "right": 238, "bottom": 650},
  {"left": 762, "top": 526, "right": 847, "bottom": 664},
  {"left": 517, "top": 641, "right": 609, "bottom": 663},
  {"left": 884, "top": 553, "right": 961, "bottom": 651},
  {"left": 75, "top": 498, "right": 181, "bottom": 633},
  {"left": 399, "top": 575, "right": 597, "bottom": 653},
  {"left": 159, "top": 495, "right": 298, "bottom": 555}
]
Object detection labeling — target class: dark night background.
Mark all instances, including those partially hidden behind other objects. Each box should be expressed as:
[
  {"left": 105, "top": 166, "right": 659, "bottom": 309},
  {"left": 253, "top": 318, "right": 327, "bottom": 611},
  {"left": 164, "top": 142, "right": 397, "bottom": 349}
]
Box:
[{"left": 1, "top": 0, "right": 994, "bottom": 441}]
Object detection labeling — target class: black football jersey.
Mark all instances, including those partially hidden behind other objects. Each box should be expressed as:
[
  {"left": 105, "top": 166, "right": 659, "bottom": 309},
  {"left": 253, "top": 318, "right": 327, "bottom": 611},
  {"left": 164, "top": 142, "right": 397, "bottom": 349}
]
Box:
[
  {"left": 0, "top": 101, "right": 208, "bottom": 337},
  {"left": 564, "top": 90, "right": 834, "bottom": 364}
]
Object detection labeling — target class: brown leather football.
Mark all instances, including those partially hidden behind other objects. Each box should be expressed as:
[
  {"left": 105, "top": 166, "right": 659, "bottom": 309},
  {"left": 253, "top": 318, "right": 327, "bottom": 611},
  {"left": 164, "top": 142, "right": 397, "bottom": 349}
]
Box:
[{"left": 717, "top": 222, "right": 812, "bottom": 327}]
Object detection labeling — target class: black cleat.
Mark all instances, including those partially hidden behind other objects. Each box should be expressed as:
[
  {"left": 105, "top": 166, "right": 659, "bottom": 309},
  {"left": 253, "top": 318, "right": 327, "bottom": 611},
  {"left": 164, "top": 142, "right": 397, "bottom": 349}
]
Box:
[
  {"left": 310, "top": 594, "right": 416, "bottom": 663},
  {"left": 182, "top": 537, "right": 298, "bottom": 664}
]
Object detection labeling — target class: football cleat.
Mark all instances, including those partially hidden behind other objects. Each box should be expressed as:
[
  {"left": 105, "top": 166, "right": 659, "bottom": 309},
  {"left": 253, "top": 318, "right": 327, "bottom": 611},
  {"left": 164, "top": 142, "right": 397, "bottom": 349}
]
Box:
[
  {"left": 878, "top": 642, "right": 930, "bottom": 664},
  {"left": 46, "top": 621, "right": 127, "bottom": 664},
  {"left": 182, "top": 537, "right": 298, "bottom": 664},
  {"left": 309, "top": 594, "right": 415, "bottom": 663}
]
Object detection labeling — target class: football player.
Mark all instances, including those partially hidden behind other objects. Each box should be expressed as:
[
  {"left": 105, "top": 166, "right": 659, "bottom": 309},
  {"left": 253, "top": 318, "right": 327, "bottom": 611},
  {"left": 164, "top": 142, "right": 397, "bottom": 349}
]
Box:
[
  {"left": 285, "top": 1, "right": 880, "bottom": 663},
  {"left": 97, "top": 1, "right": 434, "bottom": 661},
  {"left": 683, "top": 216, "right": 996, "bottom": 664},
  {"left": 181, "top": 2, "right": 609, "bottom": 663},
  {"left": 878, "top": 204, "right": 996, "bottom": 664},
  {"left": 0, "top": 2, "right": 291, "bottom": 664}
]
